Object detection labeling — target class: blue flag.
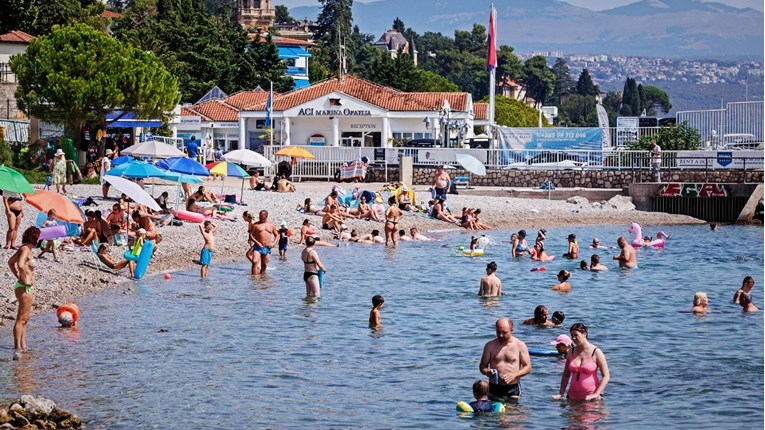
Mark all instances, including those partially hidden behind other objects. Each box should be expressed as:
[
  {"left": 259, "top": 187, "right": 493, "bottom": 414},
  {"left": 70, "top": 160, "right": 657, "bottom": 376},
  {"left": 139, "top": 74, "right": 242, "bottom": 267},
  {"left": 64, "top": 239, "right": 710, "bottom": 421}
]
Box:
[{"left": 265, "top": 85, "right": 273, "bottom": 128}]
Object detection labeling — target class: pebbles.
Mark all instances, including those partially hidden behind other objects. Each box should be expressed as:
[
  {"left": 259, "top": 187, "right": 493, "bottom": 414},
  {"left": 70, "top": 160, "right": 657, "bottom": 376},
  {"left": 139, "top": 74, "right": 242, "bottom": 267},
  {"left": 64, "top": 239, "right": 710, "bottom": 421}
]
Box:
[{"left": 0, "top": 181, "right": 703, "bottom": 327}]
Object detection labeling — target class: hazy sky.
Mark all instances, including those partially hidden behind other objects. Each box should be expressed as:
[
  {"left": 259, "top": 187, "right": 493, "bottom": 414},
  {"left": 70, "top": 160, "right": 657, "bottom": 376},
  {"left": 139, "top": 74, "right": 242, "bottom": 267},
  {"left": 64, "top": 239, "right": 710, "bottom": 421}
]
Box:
[{"left": 276, "top": 0, "right": 764, "bottom": 12}]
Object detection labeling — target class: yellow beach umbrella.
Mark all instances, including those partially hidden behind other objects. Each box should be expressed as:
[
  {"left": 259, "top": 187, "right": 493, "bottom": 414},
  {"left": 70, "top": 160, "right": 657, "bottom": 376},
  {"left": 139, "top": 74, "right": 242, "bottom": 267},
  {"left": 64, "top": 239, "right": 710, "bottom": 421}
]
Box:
[{"left": 274, "top": 146, "right": 315, "bottom": 159}]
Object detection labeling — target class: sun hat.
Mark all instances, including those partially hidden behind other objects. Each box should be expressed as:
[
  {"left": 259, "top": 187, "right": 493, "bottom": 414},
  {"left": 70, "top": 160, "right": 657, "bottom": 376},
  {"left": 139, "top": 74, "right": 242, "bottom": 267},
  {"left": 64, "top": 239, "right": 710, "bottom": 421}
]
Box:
[
  {"left": 54, "top": 149, "right": 65, "bottom": 157},
  {"left": 550, "top": 334, "right": 572, "bottom": 347},
  {"left": 104, "top": 149, "right": 114, "bottom": 156},
  {"left": 137, "top": 228, "right": 147, "bottom": 235}
]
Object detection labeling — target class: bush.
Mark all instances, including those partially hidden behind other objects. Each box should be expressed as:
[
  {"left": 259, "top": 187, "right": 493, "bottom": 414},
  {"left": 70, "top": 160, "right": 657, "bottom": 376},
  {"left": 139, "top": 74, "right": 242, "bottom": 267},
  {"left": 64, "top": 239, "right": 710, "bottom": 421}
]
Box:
[
  {"left": 0, "top": 140, "right": 14, "bottom": 166},
  {"left": 16, "top": 168, "right": 50, "bottom": 184},
  {"left": 631, "top": 121, "right": 702, "bottom": 151}
]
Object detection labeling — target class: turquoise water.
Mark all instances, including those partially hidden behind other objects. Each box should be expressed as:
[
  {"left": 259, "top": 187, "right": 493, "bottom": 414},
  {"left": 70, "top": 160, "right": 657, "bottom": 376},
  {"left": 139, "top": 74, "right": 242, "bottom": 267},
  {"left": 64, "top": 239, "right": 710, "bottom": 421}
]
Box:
[{"left": 1, "top": 224, "right": 763, "bottom": 428}]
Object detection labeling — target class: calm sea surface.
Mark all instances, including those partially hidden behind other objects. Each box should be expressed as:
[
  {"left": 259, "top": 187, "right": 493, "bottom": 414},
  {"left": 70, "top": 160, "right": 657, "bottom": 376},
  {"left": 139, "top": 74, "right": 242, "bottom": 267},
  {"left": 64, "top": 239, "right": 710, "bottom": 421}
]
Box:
[{"left": 1, "top": 224, "right": 762, "bottom": 429}]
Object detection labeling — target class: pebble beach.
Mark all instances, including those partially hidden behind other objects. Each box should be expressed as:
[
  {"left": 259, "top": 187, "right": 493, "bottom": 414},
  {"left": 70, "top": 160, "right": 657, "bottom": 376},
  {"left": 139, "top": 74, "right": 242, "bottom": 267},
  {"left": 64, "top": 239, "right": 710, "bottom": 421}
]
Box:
[{"left": 0, "top": 180, "right": 705, "bottom": 326}]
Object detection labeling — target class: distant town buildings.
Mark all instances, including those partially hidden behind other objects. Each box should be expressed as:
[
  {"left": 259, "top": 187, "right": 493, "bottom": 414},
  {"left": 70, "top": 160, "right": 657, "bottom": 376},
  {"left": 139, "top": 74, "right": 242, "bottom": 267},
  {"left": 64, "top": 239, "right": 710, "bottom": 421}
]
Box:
[
  {"left": 374, "top": 29, "right": 417, "bottom": 66},
  {"left": 237, "top": 0, "right": 276, "bottom": 32}
]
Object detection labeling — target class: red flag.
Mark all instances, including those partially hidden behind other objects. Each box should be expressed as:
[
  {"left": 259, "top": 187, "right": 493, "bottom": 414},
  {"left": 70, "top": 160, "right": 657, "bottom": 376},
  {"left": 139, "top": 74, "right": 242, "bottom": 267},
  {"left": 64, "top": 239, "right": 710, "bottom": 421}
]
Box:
[{"left": 487, "top": 5, "right": 497, "bottom": 72}]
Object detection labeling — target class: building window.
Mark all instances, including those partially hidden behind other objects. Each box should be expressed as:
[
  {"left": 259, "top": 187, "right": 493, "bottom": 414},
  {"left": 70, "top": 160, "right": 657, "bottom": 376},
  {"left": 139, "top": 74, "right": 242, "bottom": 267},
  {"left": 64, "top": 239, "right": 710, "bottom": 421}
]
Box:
[
  {"left": 255, "top": 119, "right": 267, "bottom": 129},
  {"left": 393, "top": 132, "right": 432, "bottom": 142}
]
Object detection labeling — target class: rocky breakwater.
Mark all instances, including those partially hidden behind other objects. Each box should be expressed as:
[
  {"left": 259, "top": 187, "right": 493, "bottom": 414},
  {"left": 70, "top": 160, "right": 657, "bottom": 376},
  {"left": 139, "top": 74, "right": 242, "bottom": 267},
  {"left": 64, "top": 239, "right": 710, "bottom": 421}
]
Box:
[{"left": 0, "top": 395, "right": 81, "bottom": 429}]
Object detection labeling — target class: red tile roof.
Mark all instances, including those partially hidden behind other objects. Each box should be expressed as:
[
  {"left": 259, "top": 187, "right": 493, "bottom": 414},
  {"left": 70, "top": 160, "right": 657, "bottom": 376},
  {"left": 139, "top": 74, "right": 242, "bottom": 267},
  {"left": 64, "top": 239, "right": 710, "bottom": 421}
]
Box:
[
  {"left": 180, "top": 106, "right": 206, "bottom": 119},
  {"left": 184, "top": 101, "right": 239, "bottom": 122},
  {"left": 0, "top": 30, "right": 35, "bottom": 44},
  {"left": 248, "top": 33, "right": 316, "bottom": 47},
  {"left": 245, "top": 75, "right": 470, "bottom": 113},
  {"left": 225, "top": 90, "right": 272, "bottom": 110},
  {"left": 473, "top": 103, "right": 488, "bottom": 120},
  {"left": 101, "top": 10, "right": 122, "bottom": 19}
]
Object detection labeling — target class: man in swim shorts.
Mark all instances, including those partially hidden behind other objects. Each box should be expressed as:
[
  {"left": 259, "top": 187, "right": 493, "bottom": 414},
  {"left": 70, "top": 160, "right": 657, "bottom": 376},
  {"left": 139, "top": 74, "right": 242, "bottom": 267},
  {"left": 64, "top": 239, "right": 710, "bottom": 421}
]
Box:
[
  {"left": 432, "top": 165, "right": 450, "bottom": 201},
  {"left": 479, "top": 261, "right": 502, "bottom": 297},
  {"left": 479, "top": 318, "right": 532, "bottom": 401},
  {"left": 613, "top": 236, "right": 637, "bottom": 268},
  {"left": 250, "top": 210, "right": 279, "bottom": 275}
]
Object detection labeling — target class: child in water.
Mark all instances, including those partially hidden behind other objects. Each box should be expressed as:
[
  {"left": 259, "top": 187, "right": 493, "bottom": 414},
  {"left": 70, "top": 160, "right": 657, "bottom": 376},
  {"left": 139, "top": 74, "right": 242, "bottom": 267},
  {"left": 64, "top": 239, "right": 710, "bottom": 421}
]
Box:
[
  {"left": 469, "top": 380, "right": 495, "bottom": 412},
  {"left": 369, "top": 295, "right": 384, "bottom": 329},
  {"left": 551, "top": 310, "right": 565, "bottom": 327},
  {"left": 278, "top": 222, "right": 290, "bottom": 257},
  {"left": 469, "top": 236, "right": 479, "bottom": 252},
  {"left": 199, "top": 221, "right": 216, "bottom": 278},
  {"left": 550, "top": 334, "right": 573, "bottom": 357}
]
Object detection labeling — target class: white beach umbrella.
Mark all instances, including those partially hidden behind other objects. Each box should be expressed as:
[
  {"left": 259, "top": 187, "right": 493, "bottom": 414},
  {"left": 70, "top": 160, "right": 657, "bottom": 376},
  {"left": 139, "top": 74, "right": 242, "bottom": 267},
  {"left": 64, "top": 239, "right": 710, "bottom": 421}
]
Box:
[
  {"left": 121, "top": 140, "right": 185, "bottom": 159},
  {"left": 104, "top": 176, "right": 161, "bottom": 212},
  {"left": 222, "top": 149, "right": 272, "bottom": 167}
]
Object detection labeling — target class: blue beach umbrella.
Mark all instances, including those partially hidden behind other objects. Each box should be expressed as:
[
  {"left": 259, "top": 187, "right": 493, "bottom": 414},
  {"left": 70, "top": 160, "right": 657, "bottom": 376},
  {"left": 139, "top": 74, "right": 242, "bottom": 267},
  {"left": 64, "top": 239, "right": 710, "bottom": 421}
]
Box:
[
  {"left": 107, "top": 160, "right": 167, "bottom": 179},
  {"left": 155, "top": 157, "right": 210, "bottom": 176},
  {"left": 111, "top": 155, "right": 134, "bottom": 167}
]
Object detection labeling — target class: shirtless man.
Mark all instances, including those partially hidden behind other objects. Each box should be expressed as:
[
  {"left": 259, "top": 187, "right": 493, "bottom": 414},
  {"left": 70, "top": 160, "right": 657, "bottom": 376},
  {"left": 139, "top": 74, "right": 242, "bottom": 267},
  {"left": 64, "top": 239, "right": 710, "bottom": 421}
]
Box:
[
  {"left": 479, "top": 318, "right": 532, "bottom": 400},
  {"left": 589, "top": 254, "right": 609, "bottom": 271},
  {"left": 733, "top": 276, "right": 755, "bottom": 304},
  {"left": 479, "top": 261, "right": 502, "bottom": 297},
  {"left": 355, "top": 230, "right": 384, "bottom": 244},
  {"left": 613, "top": 236, "right": 637, "bottom": 268},
  {"left": 432, "top": 165, "right": 451, "bottom": 201},
  {"left": 249, "top": 210, "right": 279, "bottom": 275}
]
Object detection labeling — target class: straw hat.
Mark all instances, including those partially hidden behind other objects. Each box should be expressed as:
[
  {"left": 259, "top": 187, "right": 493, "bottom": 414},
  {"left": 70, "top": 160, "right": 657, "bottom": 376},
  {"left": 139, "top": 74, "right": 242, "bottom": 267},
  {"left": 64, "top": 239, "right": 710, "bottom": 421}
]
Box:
[
  {"left": 54, "top": 149, "right": 65, "bottom": 157},
  {"left": 104, "top": 149, "right": 114, "bottom": 156}
]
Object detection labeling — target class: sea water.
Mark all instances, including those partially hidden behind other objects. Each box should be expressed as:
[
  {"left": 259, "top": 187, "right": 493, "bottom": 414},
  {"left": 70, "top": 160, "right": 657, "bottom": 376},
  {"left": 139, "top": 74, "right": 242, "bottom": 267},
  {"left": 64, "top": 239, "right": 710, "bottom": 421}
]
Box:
[{"left": 1, "top": 224, "right": 762, "bottom": 429}]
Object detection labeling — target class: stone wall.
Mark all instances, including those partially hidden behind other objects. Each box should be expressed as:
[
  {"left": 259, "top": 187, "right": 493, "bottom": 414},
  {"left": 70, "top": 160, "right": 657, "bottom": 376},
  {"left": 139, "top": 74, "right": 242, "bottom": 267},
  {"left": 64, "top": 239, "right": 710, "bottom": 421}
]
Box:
[
  {"left": 368, "top": 166, "right": 763, "bottom": 188},
  {"left": 0, "top": 82, "right": 23, "bottom": 119}
]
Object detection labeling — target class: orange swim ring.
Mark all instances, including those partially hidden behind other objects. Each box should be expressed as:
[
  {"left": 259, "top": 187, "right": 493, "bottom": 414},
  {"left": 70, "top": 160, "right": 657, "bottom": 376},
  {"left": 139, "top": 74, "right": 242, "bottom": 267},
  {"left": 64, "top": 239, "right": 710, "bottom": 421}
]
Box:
[{"left": 56, "top": 302, "right": 80, "bottom": 327}]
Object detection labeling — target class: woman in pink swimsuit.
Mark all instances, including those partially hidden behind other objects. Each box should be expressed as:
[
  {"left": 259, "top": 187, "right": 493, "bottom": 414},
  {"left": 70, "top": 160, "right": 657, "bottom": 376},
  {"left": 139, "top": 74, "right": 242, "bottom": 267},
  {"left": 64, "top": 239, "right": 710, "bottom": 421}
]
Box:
[{"left": 552, "top": 323, "right": 610, "bottom": 402}]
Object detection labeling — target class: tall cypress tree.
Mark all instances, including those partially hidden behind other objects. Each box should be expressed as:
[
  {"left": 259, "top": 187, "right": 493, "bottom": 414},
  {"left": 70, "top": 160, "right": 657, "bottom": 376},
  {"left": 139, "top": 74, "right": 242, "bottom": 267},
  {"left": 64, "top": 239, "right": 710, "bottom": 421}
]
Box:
[
  {"left": 575, "top": 69, "right": 599, "bottom": 97},
  {"left": 314, "top": 0, "right": 354, "bottom": 76}
]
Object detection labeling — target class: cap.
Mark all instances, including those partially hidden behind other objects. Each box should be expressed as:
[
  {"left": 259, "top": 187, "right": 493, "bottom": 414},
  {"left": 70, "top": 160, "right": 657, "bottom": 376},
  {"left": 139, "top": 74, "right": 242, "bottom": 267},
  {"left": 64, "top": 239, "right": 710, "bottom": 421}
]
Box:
[
  {"left": 550, "top": 334, "right": 572, "bottom": 347},
  {"left": 54, "top": 149, "right": 65, "bottom": 157}
]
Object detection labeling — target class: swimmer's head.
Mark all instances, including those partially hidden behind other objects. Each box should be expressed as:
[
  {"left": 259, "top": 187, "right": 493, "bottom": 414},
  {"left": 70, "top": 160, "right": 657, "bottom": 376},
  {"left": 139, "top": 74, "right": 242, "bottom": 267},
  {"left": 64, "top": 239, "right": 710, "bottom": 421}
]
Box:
[
  {"left": 551, "top": 334, "right": 572, "bottom": 354},
  {"left": 568, "top": 234, "right": 576, "bottom": 241},
  {"left": 472, "top": 380, "right": 489, "bottom": 400},
  {"left": 399, "top": 230, "right": 406, "bottom": 237},
  {"left": 306, "top": 236, "right": 316, "bottom": 246},
  {"left": 569, "top": 322, "right": 588, "bottom": 339},
  {"left": 551, "top": 311, "right": 565, "bottom": 325},
  {"left": 579, "top": 260, "right": 588, "bottom": 270},
  {"left": 486, "top": 261, "right": 497, "bottom": 273},
  {"left": 693, "top": 291, "right": 707, "bottom": 306},
  {"left": 557, "top": 270, "right": 570, "bottom": 281},
  {"left": 740, "top": 292, "right": 753, "bottom": 308},
  {"left": 518, "top": 230, "right": 527, "bottom": 237},
  {"left": 591, "top": 254, "right": 600, "bottom": 265},
  {"left": 495, "top": 318, "right": 513, "bottom": 343},
  {"left": 743, "top": 276, "right": 755, "bottom": 290},
  {"left": 591, "top": 237, "right": 600, "bottom": 245},
  {"left": 372, "top": 294, "right": 384, "bottom": 307},
  {"left": 371, "top": 230, "right": 380, "bottom": 237},
  {"left": 534, "top": 305, "right": 548, "bottom": 324}
]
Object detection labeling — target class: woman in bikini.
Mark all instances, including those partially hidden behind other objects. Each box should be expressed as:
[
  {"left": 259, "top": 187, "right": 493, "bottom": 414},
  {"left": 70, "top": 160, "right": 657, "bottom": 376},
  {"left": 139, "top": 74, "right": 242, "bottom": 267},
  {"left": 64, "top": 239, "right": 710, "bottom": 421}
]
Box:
[
  {"left": 384, "top": 196, "right": 403, "bottom": 248},
  {"left": 3, "top": 192, "right": 24, "bottom": 249},
  {"left": 301, "top": 236, "right": 327, "bottom": 297},
  {"left": 553, "top": 323, "right": 610, "bottom": 402},
  {"left": 512, "top": 230, "right": 530, "bottom": 257},
  {"left": 299, "top": 219, "right": 333, "bottom": 246},
  {"left": 8, "top": 226, "right": 40, "bottom": 360},
  {"left": 349, "top": 196, "right": 383, "bottom": 221}
]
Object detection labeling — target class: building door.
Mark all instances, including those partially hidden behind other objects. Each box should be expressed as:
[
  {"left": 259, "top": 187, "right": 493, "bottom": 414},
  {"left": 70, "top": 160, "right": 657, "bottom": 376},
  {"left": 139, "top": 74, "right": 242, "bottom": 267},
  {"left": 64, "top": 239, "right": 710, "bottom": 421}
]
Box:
[{"left": 363, "top": 132, "right": 382, "bottom": 147}]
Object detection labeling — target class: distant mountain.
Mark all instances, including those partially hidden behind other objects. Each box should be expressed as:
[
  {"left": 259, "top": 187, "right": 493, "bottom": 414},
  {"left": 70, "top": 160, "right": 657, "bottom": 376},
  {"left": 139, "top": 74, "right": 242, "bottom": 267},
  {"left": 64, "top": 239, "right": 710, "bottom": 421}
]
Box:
[{"left": 290, "top": 0, "right": 764, "bottom": 58}]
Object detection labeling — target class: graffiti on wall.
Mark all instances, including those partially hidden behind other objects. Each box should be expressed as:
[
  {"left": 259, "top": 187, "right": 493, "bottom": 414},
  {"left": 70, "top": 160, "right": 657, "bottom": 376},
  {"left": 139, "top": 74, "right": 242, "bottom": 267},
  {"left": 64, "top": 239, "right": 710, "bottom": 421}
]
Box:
[{"left": 658, "top": 183, "right": 729, "bottom": 197}]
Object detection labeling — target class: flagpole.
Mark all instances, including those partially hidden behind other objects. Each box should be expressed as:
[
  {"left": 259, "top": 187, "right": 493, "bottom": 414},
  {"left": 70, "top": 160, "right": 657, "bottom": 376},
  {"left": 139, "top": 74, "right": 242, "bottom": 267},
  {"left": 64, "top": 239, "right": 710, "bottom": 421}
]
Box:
[
  {"left": 487, "top": 4, "right": 497, "bottom": 147},
  {"left": 269, "top": 81, "right": 274, "bottom": 147}
]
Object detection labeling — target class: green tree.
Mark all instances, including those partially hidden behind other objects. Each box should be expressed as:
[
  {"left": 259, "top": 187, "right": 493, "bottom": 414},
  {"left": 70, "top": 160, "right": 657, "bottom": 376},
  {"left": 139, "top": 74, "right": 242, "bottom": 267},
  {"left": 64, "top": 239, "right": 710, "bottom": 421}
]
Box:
[
  {"left": 558, "top": 94, "right": 598, "bottom": 127},
  {"left": 575, "top": 69, "right": 599, "bottom": 97},
  {"left": 11, "top": 24, "right": 180, "bottom": 147},
  {"left": 23, "top": 0, "right": 105, "bottom": 36},
  {"left": 602, "top": 91, "right": 622, "bottom": 127},
  {"left": 497, "top": 45, "right": 523, "bottom": 82},
  {"left": 642, "top": 85, "right": 672, "bottom": 114},
  {"left": 275, "top": 5, "right": 295, "bottom": 23},
  {"left": 522, "top": 55, "right": 555, "bottom": 107},
  {"left": 631, "top": 122, "right": 702, "bottom": 151},
  {"left": 485, "top": 96, "right": 549, "bottom": 127},
  {"left": 620, "top": 77, "right": 640, "bottom": 116},
  {"left": 0, "top": 0, "right": 37, "bottom": 35},
  {"left": 367, "top": 49, "right": 422, "bottom": 92},
  {"left": 550, "top": 57, "right": 574, "bottom": 105},
  {"left": 314, "top": 0, "right": 354, "bottom": 75},
  {"left": 417, "top": 70, "right": 459, "bottom": 92},
  {"left": 349, "top": 25, "right": 377, "bottom": 77}
]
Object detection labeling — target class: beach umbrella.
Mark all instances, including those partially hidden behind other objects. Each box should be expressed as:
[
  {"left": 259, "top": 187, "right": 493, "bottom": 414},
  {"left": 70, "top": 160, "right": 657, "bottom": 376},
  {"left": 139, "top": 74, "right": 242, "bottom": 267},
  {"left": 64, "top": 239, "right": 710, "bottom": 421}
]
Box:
[
  {"left": 111, "top": 155, "right": 134, "bottom": 167},
  {"left": 209, "top": 161, "right": 250, "bottom": 197},
  {"left": 455, "top": 153, "right": 487, "bottom": 176},
  {"left": 222, "top": 149, "right": 272, "bottom": 167},
  {"left": 23, "top": 190, "right": 84, "bottom": 224},
  {"left": 0, "top": 165, "right": 35, "bottom": 194},
  {"left": 274, "top": 146, "right": 315, "bottom": 159},
  {"left": 155, "top": 157, "right": 210, "bottom": 176},
  {"left": 107, "top": 160, "right": 167, "bottom": 179},
  {"left": 121, "top": 140, "right": 185, "bottom": 159},
  {"left": 104, "top": 176, "right": 161, "bottom": 212}
]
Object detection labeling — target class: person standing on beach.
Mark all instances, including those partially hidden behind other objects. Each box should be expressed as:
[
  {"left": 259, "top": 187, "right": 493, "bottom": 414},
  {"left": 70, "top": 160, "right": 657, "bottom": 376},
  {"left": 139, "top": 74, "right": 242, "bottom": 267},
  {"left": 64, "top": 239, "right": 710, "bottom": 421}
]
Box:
[
  {"left": 50, "top": 149, "right": 68, "bottom": 194},
  {"left": 479, "top": 261, "right": 502, "bottom": 297},
  {"left": 432, "top": 165, "right": 451, "bottom": 201},
  {"left": 613, "top": 236, "right": 637, "bottom": 268},
  {"left": 250, "top": 210, "right": 279, "bottom": 275},
  {"left": 650, "top": 140, "right": 662, "bottom": 182},
  {"left": 8, "top": 226, "right": 40, "bottom": 360},
  {"left": 186, "top": 136, "right": 199, "bottom": 162},
  {"left": 100, "top": 148, "right": 114, "bottom": 198},
  {"left": 479, "top": 318, "right": 532, "bottom": 401},
  {"left": 199, "top": 221, "right": 216, "bottom": 278}
]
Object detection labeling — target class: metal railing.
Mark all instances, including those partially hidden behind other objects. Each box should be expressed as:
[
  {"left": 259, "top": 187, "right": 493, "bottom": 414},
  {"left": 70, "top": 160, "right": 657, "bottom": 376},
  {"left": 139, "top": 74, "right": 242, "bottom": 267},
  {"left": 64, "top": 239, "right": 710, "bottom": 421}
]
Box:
[{"left": 261, "top": 145, "right": 764, "bottom": 181}]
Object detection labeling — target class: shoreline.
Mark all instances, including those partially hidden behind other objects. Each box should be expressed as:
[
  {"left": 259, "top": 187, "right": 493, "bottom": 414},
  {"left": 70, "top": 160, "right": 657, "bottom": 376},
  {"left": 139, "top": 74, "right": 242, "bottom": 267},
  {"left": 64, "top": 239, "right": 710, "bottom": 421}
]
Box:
[{"left": 0, "top": 181, "right": 708, "bottom": 327}]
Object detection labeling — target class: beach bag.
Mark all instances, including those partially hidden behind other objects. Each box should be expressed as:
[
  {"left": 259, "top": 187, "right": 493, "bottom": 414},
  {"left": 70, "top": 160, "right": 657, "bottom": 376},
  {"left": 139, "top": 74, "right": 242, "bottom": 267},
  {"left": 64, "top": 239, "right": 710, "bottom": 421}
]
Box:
[
  {"left": 539, "top": 180, "right": 556, "bottom": 190},
  {"left": 224, "top": 194, "right": 237, "bottom": 204}
]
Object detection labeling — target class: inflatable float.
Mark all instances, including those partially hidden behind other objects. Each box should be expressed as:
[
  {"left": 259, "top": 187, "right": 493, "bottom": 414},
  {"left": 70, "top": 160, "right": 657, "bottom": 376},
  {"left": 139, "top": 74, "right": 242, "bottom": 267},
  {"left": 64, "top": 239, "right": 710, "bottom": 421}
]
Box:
[
  {"left": 38, "top": 225, "right": 68, "bottom": 241},
  {"left": 458, "top": 249, "right": 485, "bottom": 257},
  {"left": 173, "top": 210, "right": 205, "bottom": 223},
  {"left": 530, "top": 266, "right": 547, "bottom": 272},
  {"left": 628, "top": 222, "right": 666, "bottom": 248},
  {"left": 56, "top": 303, "right": 80, "bottom": 327},
  {"left": 456, "top": 401, "right": 505, "bottom": 413},
  {"left": 528, "top": 348, "right": 562, "bottom": 357},
  {"left": 133, "top": 240, "right": 155, "bottom": 279}
]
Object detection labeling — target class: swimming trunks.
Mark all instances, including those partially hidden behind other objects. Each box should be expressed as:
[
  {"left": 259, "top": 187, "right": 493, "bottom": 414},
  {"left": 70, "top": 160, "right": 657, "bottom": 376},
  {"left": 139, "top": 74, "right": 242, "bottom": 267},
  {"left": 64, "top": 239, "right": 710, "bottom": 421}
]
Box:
[
  {"left": 567, "top": 348, "right": 600, "bottom": 401},
  {"left": 489, "top": 382, "right": 521, "bottom": 400},
  {"left": 303, "top": 271, "right": 318, "bottom": 282},
  {"left": 200, "top": 248, "right": 213, "bottom": 266},
  {"left": 469, "top": 400, "right": 495, "bottom": 413},
  {"left": 278, "top": 243, "right": 288, "bottom": 253},
  {"left": 14, "top": 281, "right": 33, "bottom": 294},
  {"left": 252, "top": 243, "right": 271, "bottom": 255},
  {"left": 434, "top": 187, "right": 447, "bottom": 199}
]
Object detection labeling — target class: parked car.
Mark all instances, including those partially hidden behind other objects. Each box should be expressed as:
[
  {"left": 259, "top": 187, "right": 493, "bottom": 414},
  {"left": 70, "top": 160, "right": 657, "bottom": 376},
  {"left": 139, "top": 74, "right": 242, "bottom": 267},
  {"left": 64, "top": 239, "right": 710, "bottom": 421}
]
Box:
[{"left": 503, "top": 152, "right": 589, "bottom": 170}]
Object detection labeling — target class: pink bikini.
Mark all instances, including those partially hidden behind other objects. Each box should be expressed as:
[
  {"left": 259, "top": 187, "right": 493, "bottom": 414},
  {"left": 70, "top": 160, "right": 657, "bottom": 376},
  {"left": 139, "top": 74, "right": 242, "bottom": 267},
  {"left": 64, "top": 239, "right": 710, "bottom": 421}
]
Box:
[{"left": 567, "top": 348, "right": 600, "bottom": 401}]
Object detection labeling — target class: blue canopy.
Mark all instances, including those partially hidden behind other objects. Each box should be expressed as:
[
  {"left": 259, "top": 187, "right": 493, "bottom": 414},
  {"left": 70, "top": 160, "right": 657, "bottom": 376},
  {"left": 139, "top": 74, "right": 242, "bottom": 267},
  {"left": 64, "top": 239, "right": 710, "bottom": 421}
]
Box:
[
  {"left": 293, "top": 78, "right": 311, "bottom": 89},
  {"left": 111, "top": 155, "right": 134, "bottom": 167},
  {"left": 155, "top": 157, "right": 210, "bottom": 176},
  {"left": 277, "top": 46, "right": 312, "bottom": 59},
  {"left": 106, "top": 111, "right": 162, "bottom": 129},
  {"left": 107, "top": 160, "right": 167, "bottom": 179}
]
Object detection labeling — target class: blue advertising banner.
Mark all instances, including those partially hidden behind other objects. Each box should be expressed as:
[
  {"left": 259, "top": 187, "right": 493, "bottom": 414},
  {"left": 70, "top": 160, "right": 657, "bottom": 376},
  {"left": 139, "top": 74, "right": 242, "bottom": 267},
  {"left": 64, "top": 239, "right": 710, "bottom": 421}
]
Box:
[{"left": 496, "top": 127, "right": 603, "bottom": 164}]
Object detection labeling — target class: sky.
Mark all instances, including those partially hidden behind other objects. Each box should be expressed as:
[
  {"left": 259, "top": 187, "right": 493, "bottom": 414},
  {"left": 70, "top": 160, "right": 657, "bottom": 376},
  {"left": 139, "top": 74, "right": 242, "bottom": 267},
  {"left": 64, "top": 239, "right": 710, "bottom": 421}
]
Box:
[{"left": 275, "top": 0, "right": 764, "bottom": 12}]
